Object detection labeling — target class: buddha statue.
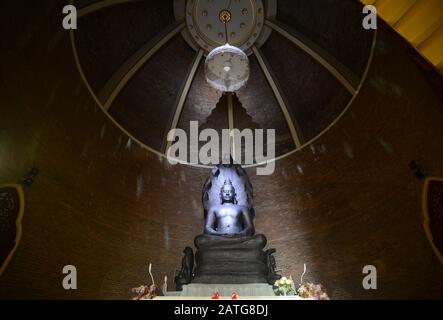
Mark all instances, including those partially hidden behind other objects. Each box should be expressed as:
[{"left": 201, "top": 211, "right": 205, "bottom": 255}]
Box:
[
  {"left": 204, "top": 179, "right": 254, "bottom": 237},
  {"left": 174, "top": 162, "right": 281, "bottom": 287}
]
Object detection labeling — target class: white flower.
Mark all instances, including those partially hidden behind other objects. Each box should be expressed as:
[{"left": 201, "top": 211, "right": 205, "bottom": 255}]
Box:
[{"left": 320, "top": 293, "right": 329, "bottom": 300}]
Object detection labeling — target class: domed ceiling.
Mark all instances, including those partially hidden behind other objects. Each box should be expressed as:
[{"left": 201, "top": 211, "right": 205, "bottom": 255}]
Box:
[{"left": 72, "top": 0, "right": 375, "bottom": 165}]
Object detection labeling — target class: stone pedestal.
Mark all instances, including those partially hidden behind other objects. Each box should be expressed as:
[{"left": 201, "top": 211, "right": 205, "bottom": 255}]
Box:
[
  {"left": 181, "top": 283, "right": 275, "bottom": 297},
  {"left": 193, "top": 234, "right": 269, "bottom": 284}
]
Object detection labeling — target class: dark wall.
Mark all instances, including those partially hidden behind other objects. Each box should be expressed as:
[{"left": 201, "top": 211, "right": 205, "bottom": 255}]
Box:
[
  {"left": 1, "top": 2, "right": 443, "bottom": 299},
  {"left": 277, "top": 0, "right": 373, "bottom": 77},
  {"left": 74, "top": 1, "right": 174, "bottom": 93},
  {"left": 251, "top": 25, "right": 443, "bottom": 299}
]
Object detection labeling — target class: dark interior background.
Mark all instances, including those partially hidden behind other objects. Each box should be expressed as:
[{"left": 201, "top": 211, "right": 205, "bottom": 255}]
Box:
[{"left": 0, "top": 1, "right": 443, "bottom": 299}]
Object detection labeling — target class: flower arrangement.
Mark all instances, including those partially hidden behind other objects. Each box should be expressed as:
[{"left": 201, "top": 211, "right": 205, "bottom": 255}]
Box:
[
  {"left": 273, "top": 276, "right": 296, "bottom": 296},
  {"left": 131, "top": 284, "right": 157, "bottom": 300},
  {"left": 297, "top": 282, "right": 329, "bottom": 300},
  {"left": 131, "top": 263, "right": 160, "bottom": 300},
  {"left": 273, "top": 264, "right": 329, "bottom": 300}
]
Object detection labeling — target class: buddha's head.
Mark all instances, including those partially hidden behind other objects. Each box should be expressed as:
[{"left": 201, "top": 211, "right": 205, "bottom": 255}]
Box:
[{"left": 220, "top": 179, "right": 236, "bottom": 204}]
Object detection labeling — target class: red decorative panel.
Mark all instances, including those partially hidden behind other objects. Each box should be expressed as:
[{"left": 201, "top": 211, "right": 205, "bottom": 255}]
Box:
[{"left": 0, "top": 185, "right": 24, "bottom": 274}]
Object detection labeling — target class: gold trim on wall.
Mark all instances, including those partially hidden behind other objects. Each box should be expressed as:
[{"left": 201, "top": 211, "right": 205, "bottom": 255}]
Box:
[
  {"left": 361, "top": 0, "right": 443, "bottom": 75},
  {"left": 0, "top": 184, "right": 25, "bottom": 276},
  {"left": 422, "top": 177, "right": 443, "bottom": 267},
  {"left": 77, "top": 0, "right": 143, "bottom": 18},
  {"left": 99, "top": 22, "right": 186, "bottom": 111},
  {"left": 252, "top": 45, "right": 303, "bottom": 148},
  {"left": 227, "top": 92, "right": 236, "bottom": 161},
  {"left": 164, "top": 49, "right": 204, "bottom": 154}
]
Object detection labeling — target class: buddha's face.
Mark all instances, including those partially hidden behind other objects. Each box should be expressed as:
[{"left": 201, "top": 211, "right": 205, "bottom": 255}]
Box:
[{"left": 221, "top": 186, "right": 235, "bottom": 203}]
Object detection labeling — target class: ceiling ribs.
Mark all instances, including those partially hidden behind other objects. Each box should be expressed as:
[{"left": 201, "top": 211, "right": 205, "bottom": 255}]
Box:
[
  {"left": 164, "top": 49, "right": 204, "bottom": 155},
  {"left": 77, "top": 0, "right": 143, "bottom": 18},
  {"left": 98, "top": 21, "right": 186, "bottom": 111},
  {"left": 252, "top": 45, "right": 303, "bottom": 148},
  {"left": 265, "top": 19, "right": 360, "bottom": 94},
  {"left": 227, "top": 92, "right": 236, "bottom": 161}
]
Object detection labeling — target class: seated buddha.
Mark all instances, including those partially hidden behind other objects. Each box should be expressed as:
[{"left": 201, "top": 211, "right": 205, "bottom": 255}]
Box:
[
  {"left": 175, "top": 163, "right": 280, "bottom": 286},
  {"left": 203, "top": 179, "right": 254, "bottom": 237}
]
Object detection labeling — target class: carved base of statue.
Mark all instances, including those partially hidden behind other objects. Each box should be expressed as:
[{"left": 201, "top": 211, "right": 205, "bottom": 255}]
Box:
[
  {"left": 192, "top": 234, "right": 271, "bottom": 284},
  {"left": 174, "top": 247, "right": 194, "bottom": 291}
]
